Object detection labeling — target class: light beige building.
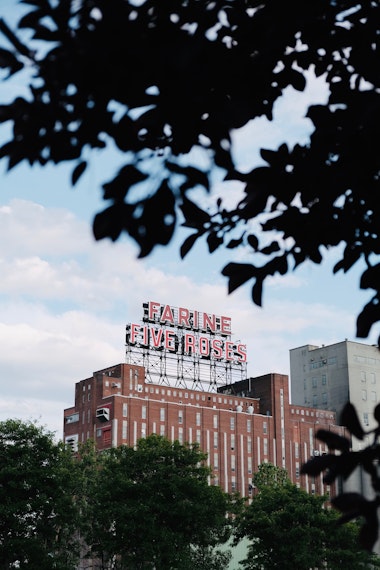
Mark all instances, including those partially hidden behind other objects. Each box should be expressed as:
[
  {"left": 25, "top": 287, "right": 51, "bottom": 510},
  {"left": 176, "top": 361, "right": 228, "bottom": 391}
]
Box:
[
  {"left": 290, "top": 340, "right": 380, "bottom": 503},
  {"left": 290, "top": 340, "right": 380, "bottom": 430}
]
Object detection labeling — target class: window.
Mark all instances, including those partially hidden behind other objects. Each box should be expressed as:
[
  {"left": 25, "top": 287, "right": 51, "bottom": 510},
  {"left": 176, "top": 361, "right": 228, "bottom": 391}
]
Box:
[
  {"left": 247, "top": 436, "right": 252, "bottom": 453},
  {"left": 213, "top": 415, "right": 218, "bottom": 429},
  {"left": 313, "top": 395, "right": 318, "bottom": 406},
  {"left": 142, "top": 406, "right": 147, "bottom": 420},
  {"left": 214, "top": 453, "right": 218, "bottom": 470},
  {"left": 370, "top": 373, "right": 376, "bottom": 384},
  {"left": 160, "top": 408, "right": 165, "bottom": 422},
  {"left": 196, "top": 430, "right": 201, "bottom": 444},
  {"left": 363, "top": 412, "right": 369, "bottom": 426},
  {"left": 141, "top": 423, "right": 146, "bottom": 438},
  {"left": 247, "top": 456, "right": 252, "bottom": 474},
  {"left": 230, "top": 417, "right": 235, "bottom": 430},
  {"left": 213, "top": 432, "right": 218, "bottom": 449},
  {"left": 295, "top": 442, "right": 299, "bottom": 459},
  {"left": 312, "top": 377, "right": 318, "bottom": 388},
  {"left": 263, "top": 421, "right": 267, "bottom": 435},
  {"left": 123, "top": 403, "right": 128, "bottom": 417},
  {"left": 103, "top": 429, "right": 111, "bottom": 445},
  {"left": 66, "top": 413, "right": 79, "bottom": 424},
  {"left": 263, "top": 438, "right": 268, "bottom": 456},
  {"left": 362, "top": 389, "right": 367, "bottom": 401},
  {"left": 295, "top": 462, "right": 300, "bottom": 479},
  {"left": 231, "top": 434, "right": 235, "bottom": 450},
  {"left": 371, "top": 391, "right": 377, "bottom": 402},
  {"left": 322, "top": 392, "right": 327, "bottom": 404},
  {"left": 196, "top": 412, "right": 201, "bottom": 426},
  {"left": 247, "top": 419, "right": 251, "bottom": 432},
  {"left": 178, "top": 427, "right": 183, "bottom": 444},
  {"left": 160, "top": 424, "right": 165, "bottom": 436},
  {"left": 361, "top": 371, "right": 367, "bottom": 382},
  {"left": 122, "top": 420, "right": 127, "bottom": 439},
  {"left": 231, "top": 455, "right": 236, "bottom": 472},
  {"left": 322, "top": 375, "right": 327, "bottom": 385},
  {"left": 178, "top": 410, "right": 183, "bottom": 424}
]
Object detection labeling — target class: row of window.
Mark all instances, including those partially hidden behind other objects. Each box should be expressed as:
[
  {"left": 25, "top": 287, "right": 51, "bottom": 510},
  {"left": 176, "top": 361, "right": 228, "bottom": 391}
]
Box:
[{"left": 128, "top": 405, "right": 267, "bottom": 433}]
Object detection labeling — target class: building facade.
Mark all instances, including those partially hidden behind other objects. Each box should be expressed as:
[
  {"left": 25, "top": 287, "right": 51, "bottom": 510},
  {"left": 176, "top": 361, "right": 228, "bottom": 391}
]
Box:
[
  {"left": 64, "top": 363, "right": 345, "bottom": 499},
  {"left": 290, "top": 340, "right": 380, "bottom": 497},
  {"left": 290, "top": 340, "right": 380, "bottom": 433}
]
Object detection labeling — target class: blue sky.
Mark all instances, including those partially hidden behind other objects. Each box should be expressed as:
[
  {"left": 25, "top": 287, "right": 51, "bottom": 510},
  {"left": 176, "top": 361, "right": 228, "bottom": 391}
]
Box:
[{"left": 1, "top": 0, "right": 378, "bottom": 438}]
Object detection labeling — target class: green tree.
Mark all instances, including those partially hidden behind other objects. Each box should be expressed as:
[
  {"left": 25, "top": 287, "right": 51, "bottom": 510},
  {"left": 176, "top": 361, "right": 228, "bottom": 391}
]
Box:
[
  {"left": 1, "top": 1, "right": 380, "bottom": 340},
  {"left": 252, "top": 462, "right": 289, "bottom": 490},
  {"left": 0, "top": 419, "right": 81, "bottom": 569},
  {"left": 83, "top": 434, "right": 238, "bottom": 569},
  {"left": 234, "top": 475, "right": 380, "bottom": 570}
]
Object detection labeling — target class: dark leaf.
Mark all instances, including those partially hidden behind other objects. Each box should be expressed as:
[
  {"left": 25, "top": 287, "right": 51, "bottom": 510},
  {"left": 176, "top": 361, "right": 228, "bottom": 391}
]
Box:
[
  {"left": 332, "top": 492, "right": 368, "bottom": 513},
  {"left": 374, "top": 403, "right": 380, "bottom": 425},
  {"left": 333, "top": 248, "right": 361, "bottom": 274},
  {"left": 356, "top": 296, "right": 380, "bottom": 339},
  {"left": 301, "top": 454, "right": 337, "bottom": 477},
  {"left": 222, "top": 263, "right": 255, "bottom": 294},
  {"left": 180, "top": 196, "right": 210, "bottom": 229},
  {"left": 251, "top": 277, "right": 263, "bottom": 306},
  {"left": 102, "top": 165, "right": 148, "bottom": 202},
  {"left": 136, "top": 179, "right": 176, "bottom": 257},
  {"left": 260, "top": 241, "right": 281, "bottom": 255},
  {"left": 71, "top": 161, "right": 87, "bottom": 186},
  {"left": 360, "top": 264, "right": 380, "bottom": 291},
  {"left": 180, "top": 232, "right": 201, "bottom": 259},
  {"left": 93, "top": 204, "right": 129, "bottom": 242},
  {"left": 315, "top": 429, "right": 350, "bottom": 452},
  {"left": 207, "top": 231, "right": 223, "bottom": 254},
  {"left": 289, "top": 68, "right": 306, "bottom": 91},
  {"left": 247, "top": 234, "right": 259, "bottom": 250},
  {"left": 0, "top": 47, "right": 22, "bottom": 73},
  {"left": 340, "top": 402, "right": 365, "bottom": 440}
]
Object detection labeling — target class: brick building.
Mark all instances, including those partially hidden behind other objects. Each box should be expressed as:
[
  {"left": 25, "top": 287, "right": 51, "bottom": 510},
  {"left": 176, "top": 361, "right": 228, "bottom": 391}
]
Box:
[{"left": 64, "top": 362, "right": 346, "bottom": 498}]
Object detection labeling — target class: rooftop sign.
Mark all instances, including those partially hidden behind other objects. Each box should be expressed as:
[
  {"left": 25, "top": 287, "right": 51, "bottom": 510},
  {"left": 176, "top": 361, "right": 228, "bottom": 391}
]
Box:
[{"left": 126, "top": 301, "right": 247, "bottom": 364}]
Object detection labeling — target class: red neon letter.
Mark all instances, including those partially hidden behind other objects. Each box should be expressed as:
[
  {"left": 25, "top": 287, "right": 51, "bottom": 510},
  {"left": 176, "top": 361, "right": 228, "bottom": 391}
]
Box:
[
  {"left": 211, "top": 338, "right": 223, "bottom": 359},
  {"left": 202, "top": 313, "right": 216, "bottom": 333},
  {"left": 236, "top": 344, "right": 247, "bottom": 362},
  {"left": 220, "top": 316, "right": 231, "bottom": 335},
  {"left": 149, "top": 301, "right": 161, "bottom": 321},
  {"left": 150, "top": 328, "right": 163, "bottom": 347},
  {"left": 225, "top": 341, "right": 234, "bottom": 361},
  {"left": 161, "top": 304, "right": 175, "bottom": 325},
  {"left": 199, "top": 337, "right": 210, "bottom": 356},
  {"left": 164, "top": 330, "right": 176, "bottom": 351},
  {"left": 130, "top": 324, "right": 141, "bottom": 344},
  {"left": 184, "top": 333, "right": 195, "bottom": 354},
  {"left": 178, "top": 307, "right": 190, "bottom": 327}
]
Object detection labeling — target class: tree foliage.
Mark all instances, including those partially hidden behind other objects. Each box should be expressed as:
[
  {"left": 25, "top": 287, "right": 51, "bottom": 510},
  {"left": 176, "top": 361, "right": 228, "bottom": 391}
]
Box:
[
  {"left": 252, "top": 462, "right": 290, "bottom": 490},
  {"left": 0, "top": 424, "right": 236, "bottom": 569},
  {"left": 81, "top": 434, "right": 238, "bottom": 569},
  {"left": 1, "top": 0, "right": 380, "bottom": 339},
  {"left": 0, "top": 419, "right": 81, "bottom": 569},
  {"left": 234, "top": 467, "right": 380, "bottom": 569}
]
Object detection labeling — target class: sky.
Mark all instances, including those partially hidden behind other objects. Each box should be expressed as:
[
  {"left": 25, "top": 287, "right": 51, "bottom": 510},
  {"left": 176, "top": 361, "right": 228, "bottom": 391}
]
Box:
[{"left": 1, "top": 1, "right": 378, "bottom": 439}]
